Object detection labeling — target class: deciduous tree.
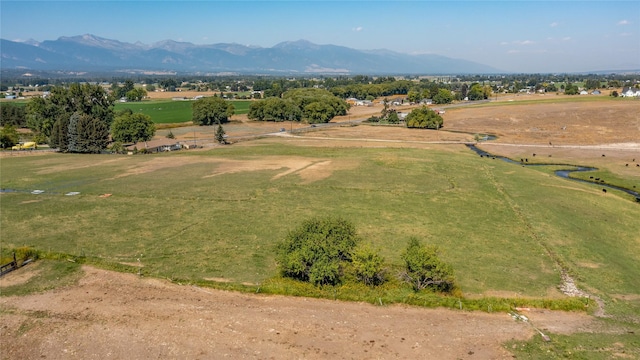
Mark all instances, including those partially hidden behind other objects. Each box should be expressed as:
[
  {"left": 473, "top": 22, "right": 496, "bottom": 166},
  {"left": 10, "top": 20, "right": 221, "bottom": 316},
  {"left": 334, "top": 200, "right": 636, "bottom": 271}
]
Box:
[
  {"left": 277, "top": 217, "right": 360, "bottom": 286},
  {"left": 400, "top": 237, "right": 456, "bottom": 293},
  {"left": 111, "top": 111, "right": 156, "bottom": 143},
  {"left": 0, "top": 125, "right": 20, "bottom": 148},
  {"left": 405, "top": 106, "right": 443, "bottom": 129},
  {"left": 192, "top": 97, "right": 234, "bottom": 125}
]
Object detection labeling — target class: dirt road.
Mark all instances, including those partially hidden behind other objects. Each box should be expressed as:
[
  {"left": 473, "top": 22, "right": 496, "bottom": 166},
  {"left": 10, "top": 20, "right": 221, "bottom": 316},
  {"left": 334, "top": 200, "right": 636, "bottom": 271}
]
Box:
[{"left": 0, "top": 265, "right": 595, "bottom": 359}]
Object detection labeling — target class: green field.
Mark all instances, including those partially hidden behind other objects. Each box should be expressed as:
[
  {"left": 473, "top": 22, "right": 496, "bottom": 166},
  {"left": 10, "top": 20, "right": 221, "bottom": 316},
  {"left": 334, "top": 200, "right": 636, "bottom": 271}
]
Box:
[
  {"left": 3, "top": 139, "right": 640, "bottom": 356},
  {"left": 114, "top": 99, "right": 251, "bottom": 124},
  {"left": 2, "top": 142, "right": 639, "bottom": 297}
]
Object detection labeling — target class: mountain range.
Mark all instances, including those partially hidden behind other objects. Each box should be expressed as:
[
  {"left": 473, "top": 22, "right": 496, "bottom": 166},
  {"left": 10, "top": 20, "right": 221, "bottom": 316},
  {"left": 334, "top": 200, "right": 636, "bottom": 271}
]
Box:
[{"left": 1, "top": 34, "right": 501, "bottom": 75}]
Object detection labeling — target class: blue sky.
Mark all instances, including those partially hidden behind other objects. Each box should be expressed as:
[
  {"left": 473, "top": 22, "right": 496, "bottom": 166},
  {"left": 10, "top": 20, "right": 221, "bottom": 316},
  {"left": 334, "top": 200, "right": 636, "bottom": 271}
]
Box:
[{"left": 1, "top": 1, "right": 638, "bottom": 73}]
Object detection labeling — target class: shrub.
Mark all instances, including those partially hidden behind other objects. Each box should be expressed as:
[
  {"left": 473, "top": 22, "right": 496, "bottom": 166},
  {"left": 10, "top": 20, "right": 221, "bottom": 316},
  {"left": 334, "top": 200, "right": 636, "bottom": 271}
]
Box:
[
  {"left": 15, "top": 246, "right": 39, "bottom": 262},
  {"left": 276, "top": 217, "right": 360, "bottom": 286},
  {"left": 351, "top": 243, "right": 386, "bottom": 286},
  {"left": 400, "top": 237, "right": 456, "bottom": 293}
]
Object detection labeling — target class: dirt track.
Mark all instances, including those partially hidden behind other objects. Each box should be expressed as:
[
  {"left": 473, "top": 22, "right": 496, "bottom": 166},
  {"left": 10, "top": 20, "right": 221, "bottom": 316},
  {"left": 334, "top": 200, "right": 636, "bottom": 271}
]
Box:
[{"left": 0, "top": 265, "right": 595, "bottom": 359}]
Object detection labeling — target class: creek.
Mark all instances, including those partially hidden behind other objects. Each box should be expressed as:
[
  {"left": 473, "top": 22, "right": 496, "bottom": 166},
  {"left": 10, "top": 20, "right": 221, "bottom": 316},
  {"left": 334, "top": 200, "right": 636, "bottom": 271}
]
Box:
[{"left": 466, "top": 144, "right": 640, "bottom": 201}]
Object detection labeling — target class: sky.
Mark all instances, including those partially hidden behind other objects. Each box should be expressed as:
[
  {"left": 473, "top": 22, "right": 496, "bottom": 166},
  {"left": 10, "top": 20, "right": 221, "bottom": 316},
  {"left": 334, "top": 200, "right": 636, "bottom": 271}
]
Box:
[{"left": 1, "top": 0, "right": 639, "bottom": 73}]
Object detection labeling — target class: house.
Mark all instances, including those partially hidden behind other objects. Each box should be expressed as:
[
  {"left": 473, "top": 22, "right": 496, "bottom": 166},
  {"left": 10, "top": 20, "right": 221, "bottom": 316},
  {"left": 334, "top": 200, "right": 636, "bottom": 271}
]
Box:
[
  {"left": 125, "top": 139, "right": 183, "bottom": 153},
  {"left": 420, "top": 98, "right": 433, "bottom": 105},
  {"left": 621, "top": 87, "right": 640, "bottom": 97}
]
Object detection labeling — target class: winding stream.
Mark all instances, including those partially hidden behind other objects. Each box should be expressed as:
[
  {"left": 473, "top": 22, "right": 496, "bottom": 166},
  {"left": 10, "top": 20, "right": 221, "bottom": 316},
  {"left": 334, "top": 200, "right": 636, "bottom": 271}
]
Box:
[{"left": 466, "top": 144, "right": 640, "bottom": 201}]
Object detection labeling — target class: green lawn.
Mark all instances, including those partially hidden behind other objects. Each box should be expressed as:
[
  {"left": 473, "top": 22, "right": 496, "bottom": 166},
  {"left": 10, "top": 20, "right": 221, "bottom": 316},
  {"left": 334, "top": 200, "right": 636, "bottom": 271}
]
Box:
[{"left": 114, "top": 99, "right": 251, "bottom": 124}]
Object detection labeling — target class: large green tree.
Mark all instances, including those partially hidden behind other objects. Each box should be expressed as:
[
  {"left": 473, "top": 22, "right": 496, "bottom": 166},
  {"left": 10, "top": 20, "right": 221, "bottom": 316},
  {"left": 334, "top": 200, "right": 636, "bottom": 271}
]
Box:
[
  {"left": 405, "top": 106, "right": 443, "bottom": 129},
  {"left": 247, "top": 97, "right": 301, "bottom": 122},
  {"left": 277, "top": 217, "right": 360, "bottom": 286},
  {"left": 283, "top": 88, "right": 349, "bottom": 124},
  {"left": 192, "top": 97, "right": 234, "bottom": 125},
  {"left": 0, "top": 125, "right": 20, "bottom": 148},
  {"left": 433, "top": 89, "right": 453, "bottom": 104},
  {"left": 0, "top": 103, "right": 26, "bottom": 127},
  {"left": 125, "top": 87, "right": 147, "bottom": 102},
  {"left": 26, "top": 83, "right": 114, "bottom": 152},
  {"left": 111, "top": 110, "right": 156, "bottom": 143},
  {"left": 467, "top": 84, "right": 486, "bottom": 100},
  {"left": 49, "top": 112, "right": 110, "bottom": 153}
]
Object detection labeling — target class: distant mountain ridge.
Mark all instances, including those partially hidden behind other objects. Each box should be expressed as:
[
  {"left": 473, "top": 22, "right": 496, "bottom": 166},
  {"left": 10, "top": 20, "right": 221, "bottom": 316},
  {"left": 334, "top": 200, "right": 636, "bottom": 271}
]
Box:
[{"left": 1, "top": 34, "right": 502, "bottom": 74}]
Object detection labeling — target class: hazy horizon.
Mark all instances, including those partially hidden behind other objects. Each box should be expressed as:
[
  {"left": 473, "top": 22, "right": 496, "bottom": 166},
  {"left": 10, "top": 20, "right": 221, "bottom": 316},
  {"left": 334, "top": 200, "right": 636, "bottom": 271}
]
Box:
[{"left": 1, "top": 1, "right": 639, "bottom": 73}]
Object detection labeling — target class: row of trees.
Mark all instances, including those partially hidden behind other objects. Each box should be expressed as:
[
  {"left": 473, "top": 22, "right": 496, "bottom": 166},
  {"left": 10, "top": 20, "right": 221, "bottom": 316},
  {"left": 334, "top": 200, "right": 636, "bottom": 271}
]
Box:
[
  {"left": 247, "top": 88, "right": 349, "bottom": 124},
  {"left": 277, "top": 217, "right": 456, "bottom": 292},
  {"left": 17, "top": 84, "right": 155, "bottom": 153}
]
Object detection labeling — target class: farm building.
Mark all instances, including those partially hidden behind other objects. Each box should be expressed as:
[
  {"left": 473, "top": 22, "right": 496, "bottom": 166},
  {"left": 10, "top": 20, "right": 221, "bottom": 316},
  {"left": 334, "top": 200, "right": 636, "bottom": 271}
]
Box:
[
  {"left": 621, "top": 87, "right": 640, "bottom": 97},
  {"left": 125, "top": 139, "right": 184, "bottom": 153}
]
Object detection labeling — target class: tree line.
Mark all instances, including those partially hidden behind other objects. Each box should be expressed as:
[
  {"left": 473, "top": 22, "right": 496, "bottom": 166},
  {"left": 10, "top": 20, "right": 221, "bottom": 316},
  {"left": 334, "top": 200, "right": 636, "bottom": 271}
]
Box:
[{"left": 1, "top": 83, "right": 156, "bottom": 152}]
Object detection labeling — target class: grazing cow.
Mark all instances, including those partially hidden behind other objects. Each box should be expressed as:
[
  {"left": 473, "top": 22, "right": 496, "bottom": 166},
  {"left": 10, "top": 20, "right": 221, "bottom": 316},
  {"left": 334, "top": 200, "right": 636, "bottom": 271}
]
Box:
[
  {"left": 595, "top": 178, "right": 600, "bottom": 181},
  {"left": 636, "top": 197, "right": 640, "bottom": 203},
  {"left": 525, "top": 159, "right": 528, "bottom": 162},
  {"left": 633, "top": 158, "right": 636, "bottom": 162},
  {"left": 637, "top": 164, "right": 639, "bottom": 167},
  {"left": 533, "top": 153, "right": 536, "bottom": 157},
  {"left": 602, "top": 189, "right": 607, "bottom": 193},
  {"left": 626, "top": 164, "right": 629, "bottom": 167},
  {"left": 589, "top": 176, "right": 594, "bottom": 179},
  {"left": 602, "top": 154, "right": 606, "bottom": 157},
  {"left": 520, "top": 158, "right": 524, "bottom": 162}
]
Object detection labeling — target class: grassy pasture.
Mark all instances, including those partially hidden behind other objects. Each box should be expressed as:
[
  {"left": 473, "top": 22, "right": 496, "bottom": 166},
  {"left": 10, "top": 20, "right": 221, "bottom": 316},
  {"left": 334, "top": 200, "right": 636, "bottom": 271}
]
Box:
[
  {"left": 114, "top": 99, "right": 251, "bottom": 124},
  {"left": 2, "top": 142, "right": 639, "bottom": 304}
]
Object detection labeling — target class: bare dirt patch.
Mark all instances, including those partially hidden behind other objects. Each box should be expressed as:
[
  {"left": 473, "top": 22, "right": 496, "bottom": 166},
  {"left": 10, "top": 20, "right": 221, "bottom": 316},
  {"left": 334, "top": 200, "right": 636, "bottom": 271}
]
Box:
[
  {"left": 445, "top": 100, "right": 640, "bottom": 146},
  {"left": 0, "top": 262, "right": 41, "bottom": 287},
  {"left": 109, "top": 155, "right": 356, "bottom": 184},
  {"left": 0, "top": 266, "right": 596, "bottom": 360}
]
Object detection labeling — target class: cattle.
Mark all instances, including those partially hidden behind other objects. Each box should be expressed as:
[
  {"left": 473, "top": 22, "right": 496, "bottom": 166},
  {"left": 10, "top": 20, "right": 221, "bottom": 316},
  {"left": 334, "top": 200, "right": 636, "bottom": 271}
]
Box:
[{"left": 602, "top": 189, "right": 607, "bottom": 193}]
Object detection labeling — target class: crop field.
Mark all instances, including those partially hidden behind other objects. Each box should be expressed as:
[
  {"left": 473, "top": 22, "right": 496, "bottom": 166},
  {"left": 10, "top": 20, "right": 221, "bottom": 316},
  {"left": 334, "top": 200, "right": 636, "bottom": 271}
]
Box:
[
  {"left": 2, "top": 95, "right": 640, "bottom": 358},
  {"left": 113, "top": 99, "right": 251, "bottom": 123}
]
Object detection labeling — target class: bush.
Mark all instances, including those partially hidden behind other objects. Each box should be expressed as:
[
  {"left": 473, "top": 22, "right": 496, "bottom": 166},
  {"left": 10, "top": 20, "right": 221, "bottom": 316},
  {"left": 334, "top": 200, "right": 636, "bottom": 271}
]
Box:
[
  {"left": 276, "top": 217, "right": 360, "bottom": 286},
  {"left": 351, "top": 243, "right": 386, "bottom": 286},
  {"left": 400, "top": 237, "right": 456, "bottom": 293},
  {"left": 15, "top": 246, "right": 39, "bottom": 262}
]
